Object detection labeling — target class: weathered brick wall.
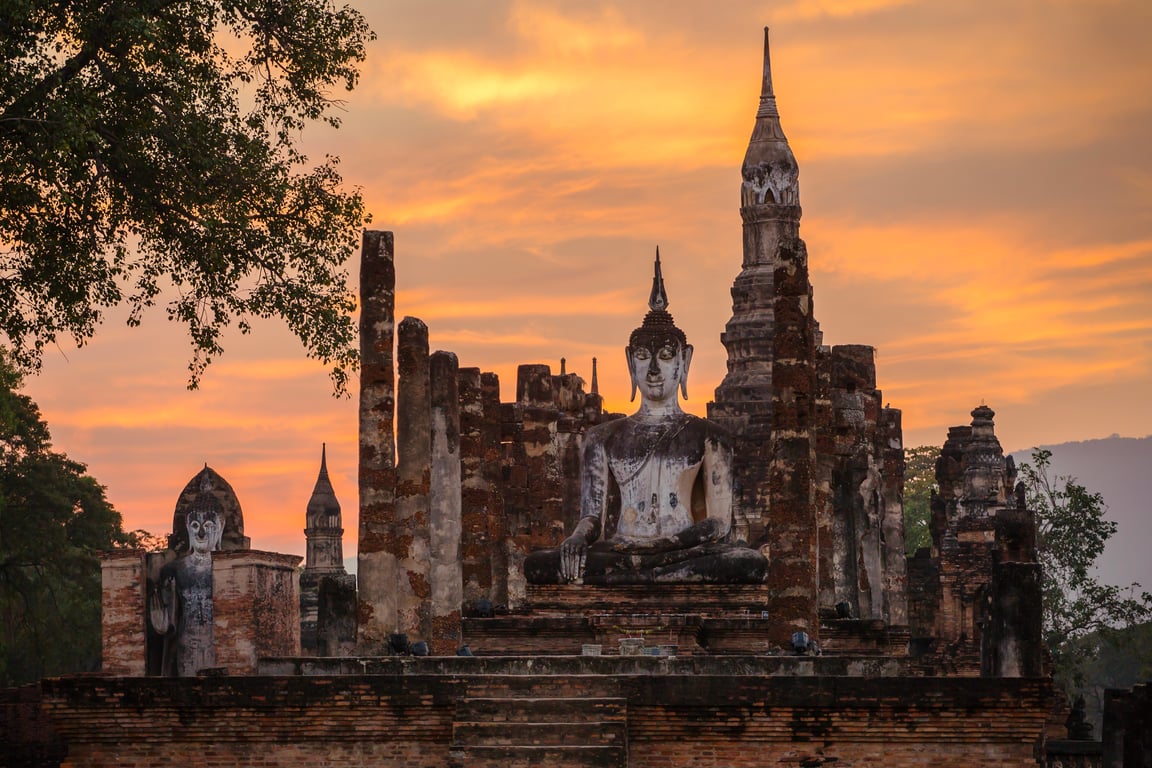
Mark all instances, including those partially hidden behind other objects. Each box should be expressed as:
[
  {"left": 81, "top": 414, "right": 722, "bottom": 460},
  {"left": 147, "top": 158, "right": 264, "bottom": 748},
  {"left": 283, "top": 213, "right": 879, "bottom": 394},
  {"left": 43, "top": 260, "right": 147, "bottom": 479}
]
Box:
[
  {"left": 493, "top": 363, "right": 612, "bottom": 609},
  {"left": 99, "top": 549, "right": 147, "bottom": 676},
  {"left": 212, "top": 551, "right": 302, "bottom": 674},
  {"left": 627, "top": 675, "right": 1051, "bottom": 768},
  {"left": 32, "top": 670, "right": 1054, "bottom": 768},
  {"left": 1, "top": 684, "right": 65, "bottom": 768},
  {"left": 38, "top": 676, "right": 456, "bottom": 768}
]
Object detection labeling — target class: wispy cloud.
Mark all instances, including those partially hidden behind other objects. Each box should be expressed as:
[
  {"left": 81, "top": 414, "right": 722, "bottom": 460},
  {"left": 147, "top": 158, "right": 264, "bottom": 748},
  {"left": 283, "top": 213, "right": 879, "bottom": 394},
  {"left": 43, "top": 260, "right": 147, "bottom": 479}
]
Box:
[{"left": 19, "top": 0, "right": 1152, "bottom": 549}]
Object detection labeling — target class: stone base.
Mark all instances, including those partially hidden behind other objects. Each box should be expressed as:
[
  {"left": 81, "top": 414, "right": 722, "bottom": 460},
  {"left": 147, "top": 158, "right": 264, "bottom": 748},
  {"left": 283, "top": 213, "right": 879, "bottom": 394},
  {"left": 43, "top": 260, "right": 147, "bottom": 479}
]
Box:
[
  {"left": 463, "top": 587, "right": 907, "bottom": 657},
  {"left": 525, "top": 583, "right": 772, "bottom": 616},
  {"left": 820, "top": 619, "right": 910, "bottom": 656}
]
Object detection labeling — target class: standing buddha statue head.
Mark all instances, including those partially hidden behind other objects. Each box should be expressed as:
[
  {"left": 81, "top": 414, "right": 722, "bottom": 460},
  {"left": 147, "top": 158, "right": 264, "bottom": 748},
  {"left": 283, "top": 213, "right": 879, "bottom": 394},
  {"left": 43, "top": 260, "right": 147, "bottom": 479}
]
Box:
[{"left": 186, "top": 473, "right": 225, "bottom": 559}]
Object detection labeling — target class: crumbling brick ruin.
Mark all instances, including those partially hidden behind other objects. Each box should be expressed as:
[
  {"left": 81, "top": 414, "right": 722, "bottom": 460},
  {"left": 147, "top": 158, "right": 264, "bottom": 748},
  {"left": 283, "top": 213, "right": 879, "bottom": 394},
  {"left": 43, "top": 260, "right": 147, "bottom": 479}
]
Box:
[{"left": 907, "top": 404, "right": 1044, "bottom": 677}]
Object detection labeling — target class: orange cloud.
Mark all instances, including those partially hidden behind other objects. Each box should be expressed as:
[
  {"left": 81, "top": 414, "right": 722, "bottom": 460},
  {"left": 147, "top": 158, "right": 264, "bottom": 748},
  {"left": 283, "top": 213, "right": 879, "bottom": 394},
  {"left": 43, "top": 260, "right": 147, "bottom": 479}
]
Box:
[{"left": 18, "top": 0, "right": 1152, "bottom": 553}]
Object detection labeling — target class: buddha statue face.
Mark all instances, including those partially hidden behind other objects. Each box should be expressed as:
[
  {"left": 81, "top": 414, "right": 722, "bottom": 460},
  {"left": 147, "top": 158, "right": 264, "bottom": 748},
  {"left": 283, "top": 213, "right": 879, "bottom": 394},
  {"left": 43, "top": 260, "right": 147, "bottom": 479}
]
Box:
[
  {"left": 186, "top": 507, "right": 223, "bottom": 556},
  {"left": 626, "top": 333, "right": 693, "bottom": 406}
]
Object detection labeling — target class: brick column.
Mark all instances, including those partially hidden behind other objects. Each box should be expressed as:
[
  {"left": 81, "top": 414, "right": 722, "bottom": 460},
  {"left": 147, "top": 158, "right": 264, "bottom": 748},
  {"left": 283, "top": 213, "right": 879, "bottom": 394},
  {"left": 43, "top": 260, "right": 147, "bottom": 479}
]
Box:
[
  {"left": 481, "top": 372, "right": 509, "bottom": 607},
  {"left": 459, "top": 367, "right": 491, "bottom": 610},
  {"left": 357, "top": 230, "right": 398, "bottom": 647},
  {"left": 767, "top": 236, "right": 819, "bottom": 645},
  {"left": 212, "top": 551, "right": 302, "bottom": 674},
  {"left": 396, "top": 317, "right": 432, "bottom": 641},
  {"left": 100, "top": 550, "right": 147, "bottom": 675},
  {"left": 429, "top": 351, "right": 462, "bottom": 651},
  {"left": 881, "top": 406, "right": 908, "bottom": 625}
]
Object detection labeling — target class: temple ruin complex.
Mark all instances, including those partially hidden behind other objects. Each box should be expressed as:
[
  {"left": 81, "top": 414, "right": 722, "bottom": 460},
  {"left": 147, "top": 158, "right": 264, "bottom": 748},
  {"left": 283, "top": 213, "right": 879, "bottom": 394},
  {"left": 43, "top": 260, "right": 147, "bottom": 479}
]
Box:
[{"left": 5, "top": 28, "right": 1149, "bottom": 768}]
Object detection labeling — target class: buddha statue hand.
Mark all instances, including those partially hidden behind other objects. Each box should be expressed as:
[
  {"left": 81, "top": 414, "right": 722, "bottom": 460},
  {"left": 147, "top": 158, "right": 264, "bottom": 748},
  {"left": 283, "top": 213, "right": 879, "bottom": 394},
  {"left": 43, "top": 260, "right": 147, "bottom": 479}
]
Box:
[
  {"left": 558, "top": 516, "right": 599, "bottom": 583},
  {"left": 559, "top": 534, "right": 587, "bottom": 583}
]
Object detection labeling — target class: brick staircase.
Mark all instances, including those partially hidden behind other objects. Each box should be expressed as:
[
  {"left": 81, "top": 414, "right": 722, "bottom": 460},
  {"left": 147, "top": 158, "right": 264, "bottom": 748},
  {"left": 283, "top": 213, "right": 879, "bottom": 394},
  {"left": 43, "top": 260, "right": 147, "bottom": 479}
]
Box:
[{"left": 448, "top": 684, "right": 628, "bottom": 767}]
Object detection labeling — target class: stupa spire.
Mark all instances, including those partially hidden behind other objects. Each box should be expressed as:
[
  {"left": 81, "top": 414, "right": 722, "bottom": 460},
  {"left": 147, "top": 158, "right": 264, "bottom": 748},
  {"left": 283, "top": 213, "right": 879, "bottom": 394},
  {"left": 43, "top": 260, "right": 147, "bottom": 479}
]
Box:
[
  {"left": 756, "top": 27, "right": 779, "bottom": 119},
  {"left": 590, "top": 357, "right": 599, "bottom": 395},
  {"left": 740, "top": 27, "right": 798, "bottom": 208},
  {"left": 307, "top": 444, "right": 340, "bottom": 524},
  {"left": 648, "top": 246, "right": 668, "bottom": 312}
]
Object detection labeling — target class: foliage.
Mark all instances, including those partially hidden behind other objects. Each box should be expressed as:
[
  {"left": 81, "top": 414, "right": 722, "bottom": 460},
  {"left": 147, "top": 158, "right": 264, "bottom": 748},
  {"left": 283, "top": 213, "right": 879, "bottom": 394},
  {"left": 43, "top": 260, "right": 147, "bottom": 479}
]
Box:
[
  {"left": 1063, "top": 621, "right": 1152, "bottom": 733},
  {"left": 902, "top": 445, "right": 937, "bottom": 555},
  {"left": 0, "top": 352, "right": 139, "bottom": 685},
  {"left": 1018, "top": 448, "right": 1152, "bottom": 689},
  {"left": 0, "top": 0, "right": 374, "bottom": 393}
]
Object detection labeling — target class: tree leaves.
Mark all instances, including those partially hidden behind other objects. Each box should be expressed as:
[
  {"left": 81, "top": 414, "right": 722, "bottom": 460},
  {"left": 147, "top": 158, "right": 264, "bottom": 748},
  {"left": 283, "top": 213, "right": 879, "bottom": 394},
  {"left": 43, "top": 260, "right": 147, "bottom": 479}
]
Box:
[
  {"left": 1018, "top": 448, "right": 1152, "bottom": 688},
  {"left": 902, "top": 445, "right": 937, "bottom": 556},
  {"left": 0, "top": 353, "right": 139, "bottom": 685},
  {"left": 0, "top": 0, "right": 374, "bottom": 393}
]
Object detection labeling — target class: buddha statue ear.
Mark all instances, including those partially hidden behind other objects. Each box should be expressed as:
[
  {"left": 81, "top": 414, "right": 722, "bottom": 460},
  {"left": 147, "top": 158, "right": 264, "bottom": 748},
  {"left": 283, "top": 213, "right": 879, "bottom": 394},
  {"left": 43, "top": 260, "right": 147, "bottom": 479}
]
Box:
[
  {"left": 210, "top": 513, "right": 225, "bottom": 551},
  {"left": 625, "top": 346, "right": 638, "bottom": 402},
  {"left": 680, "top": 344, "right": 693, "bottom": 400}
]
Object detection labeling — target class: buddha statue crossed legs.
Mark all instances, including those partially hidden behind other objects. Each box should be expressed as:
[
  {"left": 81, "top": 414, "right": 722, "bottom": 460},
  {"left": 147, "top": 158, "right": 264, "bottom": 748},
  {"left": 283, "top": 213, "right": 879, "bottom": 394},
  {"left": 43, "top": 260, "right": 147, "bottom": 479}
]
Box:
[{"left": 525, "top": 251, "right": 767, "bottom": 585}]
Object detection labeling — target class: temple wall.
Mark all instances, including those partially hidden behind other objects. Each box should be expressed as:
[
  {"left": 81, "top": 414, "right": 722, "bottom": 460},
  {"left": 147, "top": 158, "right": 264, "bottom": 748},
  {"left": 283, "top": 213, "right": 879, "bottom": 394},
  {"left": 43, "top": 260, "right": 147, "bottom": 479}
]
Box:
[
  {"left": 99, "top": 549, "right": 148, "bottom": 676},
  {"left": 32, "top": 671, "right": 1054, "bottom": 768},
  {"left": 211, "top": 551, "right": 302, "bottom": 674}
]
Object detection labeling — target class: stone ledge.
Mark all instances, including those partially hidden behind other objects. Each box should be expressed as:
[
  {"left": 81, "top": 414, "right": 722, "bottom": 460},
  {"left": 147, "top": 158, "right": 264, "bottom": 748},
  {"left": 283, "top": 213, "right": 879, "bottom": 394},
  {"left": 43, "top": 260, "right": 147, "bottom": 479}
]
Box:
[{"left": 525, "top": 584, "right": 772, "bottom": 615}]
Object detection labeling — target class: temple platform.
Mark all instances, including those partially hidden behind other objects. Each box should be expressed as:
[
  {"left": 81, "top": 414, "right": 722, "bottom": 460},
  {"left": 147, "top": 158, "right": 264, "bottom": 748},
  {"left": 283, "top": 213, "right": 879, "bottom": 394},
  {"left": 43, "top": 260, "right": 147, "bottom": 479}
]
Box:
[
  {"left": 27, "top": 658, "right": 1055, "bottom": 767},
  {"left": 454, "top": 585, "right": 909, "bottom": 657}
]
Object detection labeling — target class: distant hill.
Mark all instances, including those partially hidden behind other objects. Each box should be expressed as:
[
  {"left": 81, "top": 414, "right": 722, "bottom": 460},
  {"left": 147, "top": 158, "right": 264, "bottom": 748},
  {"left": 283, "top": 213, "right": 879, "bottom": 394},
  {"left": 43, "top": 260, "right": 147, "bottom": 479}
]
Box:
[{"left": 1009, "top": 436, "right": 1152, "bottom": 592}]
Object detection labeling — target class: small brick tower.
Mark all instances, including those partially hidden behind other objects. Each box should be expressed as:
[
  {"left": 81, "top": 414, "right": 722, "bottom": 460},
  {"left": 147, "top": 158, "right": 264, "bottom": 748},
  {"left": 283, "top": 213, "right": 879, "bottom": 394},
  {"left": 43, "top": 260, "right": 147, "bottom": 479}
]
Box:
[{"left": 300, "top": 444, "right": 354, "bottom": 654}]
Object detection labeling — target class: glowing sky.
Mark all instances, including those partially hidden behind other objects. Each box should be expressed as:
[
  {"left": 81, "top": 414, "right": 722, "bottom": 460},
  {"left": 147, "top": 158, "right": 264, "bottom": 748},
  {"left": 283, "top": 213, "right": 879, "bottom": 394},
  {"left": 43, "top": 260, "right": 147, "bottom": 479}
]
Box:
[{"left": 21, "top": 0, "right": 1152, "bottom": 563}]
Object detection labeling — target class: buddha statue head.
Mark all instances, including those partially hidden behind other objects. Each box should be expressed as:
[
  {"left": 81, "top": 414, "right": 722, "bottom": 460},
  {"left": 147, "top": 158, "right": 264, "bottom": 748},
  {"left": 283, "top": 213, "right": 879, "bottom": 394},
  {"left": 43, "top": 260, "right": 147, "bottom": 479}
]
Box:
[
  {"left": 186, "top": 475, "right": 225, "bottom": 557},
  {"left": 626, "top": 248, "right": 693, "bottom": 406}
]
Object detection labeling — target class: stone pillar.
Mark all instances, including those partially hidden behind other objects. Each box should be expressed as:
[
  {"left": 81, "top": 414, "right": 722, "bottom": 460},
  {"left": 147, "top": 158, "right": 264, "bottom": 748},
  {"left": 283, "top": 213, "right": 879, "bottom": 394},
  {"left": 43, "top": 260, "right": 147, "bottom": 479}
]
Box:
[
  {"left": 813, "top": 346, "right": 836, "bottom": 613},
  {"left": 881, "top": 406, "right": 908, "bottom": 625},
  {"left": 429, "top": 351, "right": 462, "bottom": 651},
  {"left": 767, "top": 236, "right": 819, "bottom": 645},
  {"left": 984, "top": 498, "right": 1043, "bottom": 677},
  {"left": 317, "top": 574, "right": 358, "bottom": 657},
  {"left": 396, "top": 317, "right": 432, "bottom": 641},
  {"left": 482, "top": 372, "right": 509, "bottom": 607},
  {"left": 357, "top": 229, "right": 398, "bottom": 648},
  {"left": 100, "top": 550, "right": 147, "bottom": 676},
  {"left": 459, "top": 367, "right": 492, "bottom": 610}
]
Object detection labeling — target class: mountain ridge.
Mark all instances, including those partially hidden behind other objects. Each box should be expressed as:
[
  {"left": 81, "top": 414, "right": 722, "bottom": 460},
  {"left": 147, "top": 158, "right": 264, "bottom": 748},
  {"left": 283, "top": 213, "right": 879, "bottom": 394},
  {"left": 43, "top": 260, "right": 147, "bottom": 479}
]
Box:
[{"left": 1009, "top": 435, "right": 1152, "bottom": 591}]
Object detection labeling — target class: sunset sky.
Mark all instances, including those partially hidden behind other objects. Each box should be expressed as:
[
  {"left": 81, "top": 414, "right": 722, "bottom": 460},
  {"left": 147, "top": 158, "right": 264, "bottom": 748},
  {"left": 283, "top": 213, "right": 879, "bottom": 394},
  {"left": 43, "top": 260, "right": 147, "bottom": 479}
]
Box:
[{"left": 20, "top": 0, "right": 1152, "bottom": 571}]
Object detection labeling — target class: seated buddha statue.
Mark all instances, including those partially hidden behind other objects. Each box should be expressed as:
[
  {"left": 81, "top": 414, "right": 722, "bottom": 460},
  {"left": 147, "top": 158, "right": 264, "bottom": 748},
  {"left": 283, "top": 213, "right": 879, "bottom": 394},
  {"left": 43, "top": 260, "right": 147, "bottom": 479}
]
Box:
[{"left": 524, "top": 252, "right": 768, "bottom": 585}]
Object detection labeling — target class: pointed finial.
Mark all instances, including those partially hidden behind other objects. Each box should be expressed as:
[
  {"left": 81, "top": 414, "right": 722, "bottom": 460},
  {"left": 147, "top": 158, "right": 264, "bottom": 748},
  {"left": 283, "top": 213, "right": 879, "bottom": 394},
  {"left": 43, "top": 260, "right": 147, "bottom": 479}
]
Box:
[
  {"left": 648, "top": 246, "right": 668, "bottom": 312},
  {"left": 756, "top": 27, "right": 779, "bottom": 119},
  {"left": 320, "top": 442, "right": 328, "bottom": 473},
  {"left": 591, "top": 357, "right": 599, "bottom": 395}
]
